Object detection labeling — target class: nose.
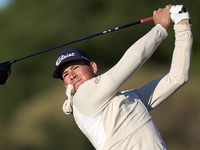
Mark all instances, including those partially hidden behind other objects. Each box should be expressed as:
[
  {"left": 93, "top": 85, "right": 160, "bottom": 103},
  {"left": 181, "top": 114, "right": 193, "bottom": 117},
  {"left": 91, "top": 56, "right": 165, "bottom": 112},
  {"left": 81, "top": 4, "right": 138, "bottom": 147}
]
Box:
[{"left": 69, "top": 71, "right": 77, "bottom": 80}]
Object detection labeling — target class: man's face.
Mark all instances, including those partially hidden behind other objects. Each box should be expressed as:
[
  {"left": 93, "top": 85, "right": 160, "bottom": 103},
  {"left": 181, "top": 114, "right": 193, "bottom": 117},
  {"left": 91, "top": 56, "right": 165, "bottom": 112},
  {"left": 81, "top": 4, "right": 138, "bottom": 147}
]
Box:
[{"left": 61, "top": 60, "right": 97, "bottom": 92}]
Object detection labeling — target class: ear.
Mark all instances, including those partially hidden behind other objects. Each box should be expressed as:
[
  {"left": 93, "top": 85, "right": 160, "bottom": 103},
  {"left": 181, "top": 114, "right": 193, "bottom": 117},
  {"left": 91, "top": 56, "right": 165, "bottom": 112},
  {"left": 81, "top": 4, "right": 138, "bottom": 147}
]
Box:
[{"left": 90, "top": 61, "right": 98, "bottom": 75}]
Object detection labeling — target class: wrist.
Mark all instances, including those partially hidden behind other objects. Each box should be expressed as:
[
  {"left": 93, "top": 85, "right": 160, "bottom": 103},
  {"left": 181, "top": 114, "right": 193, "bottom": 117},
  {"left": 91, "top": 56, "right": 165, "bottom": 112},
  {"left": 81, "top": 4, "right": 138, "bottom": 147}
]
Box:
[{"left": 177, "top": 19, "right": 190, "bottom": 25}]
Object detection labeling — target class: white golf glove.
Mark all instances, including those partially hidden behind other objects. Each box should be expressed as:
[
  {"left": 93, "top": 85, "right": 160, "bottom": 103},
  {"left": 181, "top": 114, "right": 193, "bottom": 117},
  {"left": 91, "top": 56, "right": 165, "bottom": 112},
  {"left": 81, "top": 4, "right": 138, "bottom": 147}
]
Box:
[{"left": 170, "top": 5, "right": 190, "bottom": 24}]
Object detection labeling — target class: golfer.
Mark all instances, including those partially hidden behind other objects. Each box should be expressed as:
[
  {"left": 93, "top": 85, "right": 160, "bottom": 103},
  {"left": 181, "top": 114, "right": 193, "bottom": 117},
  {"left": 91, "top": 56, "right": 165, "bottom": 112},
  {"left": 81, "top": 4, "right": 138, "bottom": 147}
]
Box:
[{"left": 53, "top": 4, "right": 192, "bottom": 150}]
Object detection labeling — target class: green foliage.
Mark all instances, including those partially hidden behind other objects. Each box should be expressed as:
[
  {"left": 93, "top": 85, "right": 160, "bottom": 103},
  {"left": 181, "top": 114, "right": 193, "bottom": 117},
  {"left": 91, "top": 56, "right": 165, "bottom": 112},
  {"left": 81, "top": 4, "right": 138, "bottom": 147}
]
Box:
[{"left": 0, "top": 0, "right": 199, "bottom": 149}]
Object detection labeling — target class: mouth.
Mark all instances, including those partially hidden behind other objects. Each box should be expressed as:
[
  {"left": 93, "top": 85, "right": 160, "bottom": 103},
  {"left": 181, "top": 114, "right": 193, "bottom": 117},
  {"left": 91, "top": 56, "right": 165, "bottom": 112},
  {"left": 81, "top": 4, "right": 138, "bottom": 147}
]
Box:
[{"left": 73, "top": 79, "right": 82, "bottom": 90}]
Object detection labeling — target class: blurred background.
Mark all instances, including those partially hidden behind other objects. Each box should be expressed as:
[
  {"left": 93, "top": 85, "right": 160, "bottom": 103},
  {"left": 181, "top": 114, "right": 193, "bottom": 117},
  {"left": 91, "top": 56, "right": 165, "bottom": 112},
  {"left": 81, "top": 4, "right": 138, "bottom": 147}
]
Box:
[{"left": 0, "top": 0, "right": 199, "bottom": 150}]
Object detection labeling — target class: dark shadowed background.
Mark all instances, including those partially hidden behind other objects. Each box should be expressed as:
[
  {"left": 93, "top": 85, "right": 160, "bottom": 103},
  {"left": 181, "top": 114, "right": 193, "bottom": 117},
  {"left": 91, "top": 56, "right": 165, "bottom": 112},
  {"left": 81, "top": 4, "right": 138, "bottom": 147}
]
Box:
[{"left": 0, "top": 0, "right": 199, "bottom": 150}]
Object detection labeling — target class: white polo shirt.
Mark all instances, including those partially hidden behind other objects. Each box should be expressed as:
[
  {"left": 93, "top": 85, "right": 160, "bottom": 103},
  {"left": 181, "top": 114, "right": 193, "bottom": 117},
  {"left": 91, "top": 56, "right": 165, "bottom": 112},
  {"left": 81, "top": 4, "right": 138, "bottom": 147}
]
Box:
[{"left": 67, "top": 24, "right": 192, "bottom": 150}]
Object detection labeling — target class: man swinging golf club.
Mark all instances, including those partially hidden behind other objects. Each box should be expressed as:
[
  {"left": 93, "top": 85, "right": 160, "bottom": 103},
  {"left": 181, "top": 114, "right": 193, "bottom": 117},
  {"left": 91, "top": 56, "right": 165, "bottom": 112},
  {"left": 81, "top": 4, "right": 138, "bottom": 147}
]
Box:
[{"left": 53, "top": 4, "right": 192, "bottom": 150}]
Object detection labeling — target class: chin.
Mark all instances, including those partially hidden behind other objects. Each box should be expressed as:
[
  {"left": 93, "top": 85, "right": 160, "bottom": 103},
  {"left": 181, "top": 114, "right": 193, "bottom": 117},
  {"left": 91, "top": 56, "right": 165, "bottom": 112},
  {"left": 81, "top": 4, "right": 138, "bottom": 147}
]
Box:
[{"left": 74, "top": 85, "right": 80, "bottom": 92}]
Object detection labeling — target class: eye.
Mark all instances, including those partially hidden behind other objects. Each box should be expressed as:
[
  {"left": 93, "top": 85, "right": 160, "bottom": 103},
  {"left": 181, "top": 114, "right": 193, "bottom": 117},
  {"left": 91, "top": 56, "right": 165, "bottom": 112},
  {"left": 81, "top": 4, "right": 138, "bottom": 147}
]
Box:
[
  {"left": 63, "top": 73, "right": 68, "bottom": 78},
  {"left": 73, "top": 65, "right": 79, "bottom": 70}
]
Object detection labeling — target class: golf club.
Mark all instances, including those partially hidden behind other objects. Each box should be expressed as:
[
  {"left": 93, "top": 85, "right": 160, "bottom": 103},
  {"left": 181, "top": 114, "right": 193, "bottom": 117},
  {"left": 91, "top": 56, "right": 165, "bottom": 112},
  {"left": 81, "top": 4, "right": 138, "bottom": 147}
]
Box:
[{"left": 0, "top": 16, "right": 153, "bottom": 85}]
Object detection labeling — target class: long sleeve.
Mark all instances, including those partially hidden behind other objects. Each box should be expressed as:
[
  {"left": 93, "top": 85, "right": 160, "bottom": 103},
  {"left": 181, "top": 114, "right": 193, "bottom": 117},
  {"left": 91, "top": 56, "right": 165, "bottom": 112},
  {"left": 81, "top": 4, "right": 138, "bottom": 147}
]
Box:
[{"left": 133, "top": 24, "right": 193, "bottom": 111}]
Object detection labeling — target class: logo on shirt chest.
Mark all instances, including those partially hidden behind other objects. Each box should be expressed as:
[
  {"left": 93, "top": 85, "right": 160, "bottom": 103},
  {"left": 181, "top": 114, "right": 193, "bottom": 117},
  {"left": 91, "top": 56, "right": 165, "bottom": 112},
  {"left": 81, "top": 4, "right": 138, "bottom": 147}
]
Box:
[{"left": 94, "top": 77, "right": 99, "bottom": 84}]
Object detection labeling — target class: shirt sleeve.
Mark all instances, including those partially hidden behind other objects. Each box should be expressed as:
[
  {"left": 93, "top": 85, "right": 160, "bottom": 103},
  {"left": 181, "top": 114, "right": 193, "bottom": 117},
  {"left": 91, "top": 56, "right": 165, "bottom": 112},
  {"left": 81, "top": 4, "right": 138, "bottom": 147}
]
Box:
[
  {"left": 132, "top": 24, "right": 193, "bottom": 111},
  {"left": 74, "top": 24, "right": 168, "bottom": 116}
]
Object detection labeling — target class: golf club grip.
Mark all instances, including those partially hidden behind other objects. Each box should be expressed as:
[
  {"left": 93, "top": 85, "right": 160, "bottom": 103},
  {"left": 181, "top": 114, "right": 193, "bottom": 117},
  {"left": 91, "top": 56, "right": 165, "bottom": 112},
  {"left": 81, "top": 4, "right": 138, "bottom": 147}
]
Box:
[{"left": 140, "top": 16, "right": 153, "bottom": 23}]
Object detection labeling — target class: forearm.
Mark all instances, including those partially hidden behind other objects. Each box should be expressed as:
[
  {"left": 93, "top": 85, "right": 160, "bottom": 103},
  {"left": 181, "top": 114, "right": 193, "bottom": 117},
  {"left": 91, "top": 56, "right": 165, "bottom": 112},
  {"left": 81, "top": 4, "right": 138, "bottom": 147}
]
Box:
[
  {"left": 136, "top": 24, "right": 193, "bottom": 111},
  {"left": 101, "top": 24, "right": 168, "bottom": 97},
  {"left": 168, "top": 24, "right": 193, "bottom": 83}
]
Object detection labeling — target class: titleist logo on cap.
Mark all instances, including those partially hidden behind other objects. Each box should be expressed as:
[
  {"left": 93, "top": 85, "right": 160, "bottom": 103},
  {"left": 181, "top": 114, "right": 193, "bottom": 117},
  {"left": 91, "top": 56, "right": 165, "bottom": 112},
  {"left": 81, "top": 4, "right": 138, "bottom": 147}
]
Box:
[{"left": 56, "top": 53, "right": 75, "bottom": 66}]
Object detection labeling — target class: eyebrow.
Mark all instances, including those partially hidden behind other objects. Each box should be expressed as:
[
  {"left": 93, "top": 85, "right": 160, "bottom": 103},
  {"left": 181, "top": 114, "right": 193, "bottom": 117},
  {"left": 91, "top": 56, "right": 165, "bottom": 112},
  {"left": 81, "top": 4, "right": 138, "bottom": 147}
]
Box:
[
  {"left": 61, "top": 64, "right": 76, "bottom": 77},
  {"left": 61, "top": 65, "right": 72, "bottom": 77},
  {"left": 62, "top": 70, "right": 68, "bottom": 76}
]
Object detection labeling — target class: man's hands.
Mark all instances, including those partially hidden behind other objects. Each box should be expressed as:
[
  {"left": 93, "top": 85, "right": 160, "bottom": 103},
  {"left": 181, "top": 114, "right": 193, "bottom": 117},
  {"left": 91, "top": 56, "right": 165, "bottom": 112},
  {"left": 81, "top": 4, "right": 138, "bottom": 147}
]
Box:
[
  {"left": 153, "top": 4, "right": 172, "bottom": 30},
  {"left": 153, "top": 4, "right": 190, "bottom": 30}
]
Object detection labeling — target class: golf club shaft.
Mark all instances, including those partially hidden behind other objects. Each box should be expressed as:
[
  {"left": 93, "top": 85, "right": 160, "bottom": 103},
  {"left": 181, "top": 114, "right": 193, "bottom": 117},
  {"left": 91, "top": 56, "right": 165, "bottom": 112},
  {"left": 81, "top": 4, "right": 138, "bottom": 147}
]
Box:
[{"left": 10, "top": 16, "right": 153, "bottom": 64}]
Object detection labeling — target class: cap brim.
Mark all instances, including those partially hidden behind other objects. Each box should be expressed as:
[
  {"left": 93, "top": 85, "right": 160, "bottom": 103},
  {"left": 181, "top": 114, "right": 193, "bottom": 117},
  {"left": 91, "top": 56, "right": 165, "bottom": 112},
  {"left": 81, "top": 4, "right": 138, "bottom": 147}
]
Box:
[{"left": 53, "top": 61, "right": 67, "bottom": 79}]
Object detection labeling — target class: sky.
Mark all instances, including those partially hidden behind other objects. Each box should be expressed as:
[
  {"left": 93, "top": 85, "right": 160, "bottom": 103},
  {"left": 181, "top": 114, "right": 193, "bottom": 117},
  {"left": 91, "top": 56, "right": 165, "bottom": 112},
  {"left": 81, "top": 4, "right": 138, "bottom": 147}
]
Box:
[{"left": 0, "top": 0, "right": 13, "bottom": 10}]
